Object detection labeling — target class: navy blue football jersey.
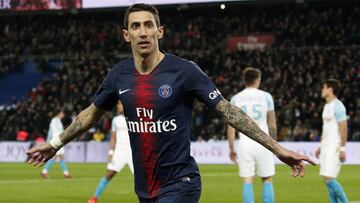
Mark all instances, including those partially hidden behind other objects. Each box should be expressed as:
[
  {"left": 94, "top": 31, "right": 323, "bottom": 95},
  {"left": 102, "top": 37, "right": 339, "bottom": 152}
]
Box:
[{"left": 93, "top": 53, "right": 223, "bottom": 198}]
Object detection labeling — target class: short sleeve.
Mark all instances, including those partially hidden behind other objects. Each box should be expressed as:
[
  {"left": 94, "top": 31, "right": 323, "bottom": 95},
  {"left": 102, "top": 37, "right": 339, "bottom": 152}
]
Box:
[
  {"left": 230, "top": 95, "right": 236, "bottom": 105},
  {"left": 184, "top": 62, "right": 223, "bottom": 109},
  {"left": 93, "top": 68, "right": 118, "bottom": 111},
  {"left": 334, "top": 100, "right": 347, "bottom": 122},
  {"left": 50, "top": 119, "right": 63, "bottom": 137},
  {"left": 265, "top": 92, "right": 275, "bottom": 111}
]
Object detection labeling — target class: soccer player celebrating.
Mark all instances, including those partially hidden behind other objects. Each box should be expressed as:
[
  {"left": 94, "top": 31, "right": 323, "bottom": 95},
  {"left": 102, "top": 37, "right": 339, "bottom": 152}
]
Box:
[
  {"left": 41, "top": 109, "right": 71, "bottom": 178},
  {"left": 27, "top": 3, "right": 315, "bottom": 202},
  {"left": 316, "top": 79, "right": 349, "bottom": 203},
  {"left": 88, "top": 101, "right": 134, "bottom": 203},
  {"left": 227, "top": 67, "right": 277, "bottom": 203}
]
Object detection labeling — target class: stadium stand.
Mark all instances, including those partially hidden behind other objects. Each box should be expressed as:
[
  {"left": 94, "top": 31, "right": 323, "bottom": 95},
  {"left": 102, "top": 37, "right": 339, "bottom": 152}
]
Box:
[{"left": 0, "top": 2, "right": 359, "bottom": 141}]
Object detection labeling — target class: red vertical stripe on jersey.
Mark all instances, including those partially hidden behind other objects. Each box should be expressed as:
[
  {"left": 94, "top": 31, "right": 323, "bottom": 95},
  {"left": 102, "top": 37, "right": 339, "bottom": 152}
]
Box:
[{"left": 133, "top": 74, "right": 161, "bottom": 198}]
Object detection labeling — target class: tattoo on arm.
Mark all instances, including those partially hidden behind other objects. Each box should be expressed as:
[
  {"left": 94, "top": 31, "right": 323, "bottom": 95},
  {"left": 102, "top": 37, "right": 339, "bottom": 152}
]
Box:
[
  {"left": 216, "top": 99, "right": 279, "bottom": 154},
  {"left": 60, "top": 103, "right": 106, "bottom": 144}
]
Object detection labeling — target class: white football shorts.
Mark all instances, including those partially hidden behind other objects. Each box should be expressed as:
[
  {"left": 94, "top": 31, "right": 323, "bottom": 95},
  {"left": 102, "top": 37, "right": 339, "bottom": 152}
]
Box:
[
  {"left": 107, "top": 146, "right": 134, "bottom": 174},
  {"left": 237, "top": 139, "right": 275, "bottom": 178},
  {"left": 320, "top": 145, "right": 341, "bottom": 178},
  {"left": 56, "top": 147, "right": 65, "bottom": 155}
]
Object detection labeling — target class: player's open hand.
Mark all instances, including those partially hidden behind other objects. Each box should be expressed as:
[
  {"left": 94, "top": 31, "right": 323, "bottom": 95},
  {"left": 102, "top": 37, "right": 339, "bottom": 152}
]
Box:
[
  {"left": 277, "top": 147, "right": 316, "bottom": 177},
  {"left": 339, "top": 151, "right": 346, "bottom": 163},
  {"left": 26, "top": 143, "right": 57, "bottom": 167},
  {"left": 108, "top": 154, "right": 113, "bottom": 162},
  {"left": 229, "top": 149, "right": 238, "bottom": 163}
]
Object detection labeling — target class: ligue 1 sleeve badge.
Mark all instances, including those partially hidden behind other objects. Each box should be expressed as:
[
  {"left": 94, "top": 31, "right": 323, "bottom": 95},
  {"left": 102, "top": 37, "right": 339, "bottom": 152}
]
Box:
[{"left": 158, "top": 84, "right": 172, "bottom": 98}]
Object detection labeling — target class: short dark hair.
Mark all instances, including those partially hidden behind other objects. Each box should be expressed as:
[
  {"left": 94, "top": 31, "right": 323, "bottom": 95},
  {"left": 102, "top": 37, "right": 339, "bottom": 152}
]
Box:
[
  {"left": 123, "top": 3, "right": 161, "bottom": 30},
  {"left": 54, "top": 107, "right": 64, "bottom": 115},
  {"left": 325, "top": 79, "right": 341, "bottom": 96},
  {"left": 243, "top": 67, "right": 261, "bottom": 86}
]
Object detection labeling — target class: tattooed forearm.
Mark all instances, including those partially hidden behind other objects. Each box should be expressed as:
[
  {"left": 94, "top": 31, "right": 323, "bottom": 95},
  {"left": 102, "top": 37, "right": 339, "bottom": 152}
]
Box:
[
  {"left": 59, "top": 103, "right": 105, "bottom": 144},
  {"left": 216, "top": 99, "right": 280, "bottom": 154}
]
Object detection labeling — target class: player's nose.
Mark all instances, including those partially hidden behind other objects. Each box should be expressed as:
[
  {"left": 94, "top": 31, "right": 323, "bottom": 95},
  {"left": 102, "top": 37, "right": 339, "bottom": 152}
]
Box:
[{"left": 139, "top": 25, "right": 148, "bottom": 38}]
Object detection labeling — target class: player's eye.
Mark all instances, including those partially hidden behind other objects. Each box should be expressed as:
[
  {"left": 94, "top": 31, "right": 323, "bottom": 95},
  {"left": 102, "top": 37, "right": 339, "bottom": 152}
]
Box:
[
  {"left": 131, "top": 23, "right": 140, "bottom": 29},
  {"left": 145, "top": 22, "right": 154, "bottom": 28}
]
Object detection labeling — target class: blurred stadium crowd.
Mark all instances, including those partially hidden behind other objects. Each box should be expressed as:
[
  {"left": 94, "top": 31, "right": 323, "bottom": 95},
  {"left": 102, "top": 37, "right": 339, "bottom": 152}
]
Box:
[{"left": 0, "top": 2, "right": 359, "bottom": 142}]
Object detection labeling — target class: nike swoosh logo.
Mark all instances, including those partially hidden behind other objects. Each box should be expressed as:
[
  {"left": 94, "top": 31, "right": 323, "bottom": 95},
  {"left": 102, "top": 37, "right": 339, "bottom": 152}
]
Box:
[{"left": 119, "top": 89, "right": 131, "bottom": 95}]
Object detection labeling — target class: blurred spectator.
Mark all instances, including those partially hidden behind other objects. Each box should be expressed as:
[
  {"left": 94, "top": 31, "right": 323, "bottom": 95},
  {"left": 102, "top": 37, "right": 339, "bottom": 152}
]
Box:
[
  {"left": 0, "top": 2, "right": 359, "bottom": 142},
  {"left": 16, "top": 128, "right": 28, "bottom": 141},
  {"left": 93, "top": 129, "right": 105, "bottom": 142}
]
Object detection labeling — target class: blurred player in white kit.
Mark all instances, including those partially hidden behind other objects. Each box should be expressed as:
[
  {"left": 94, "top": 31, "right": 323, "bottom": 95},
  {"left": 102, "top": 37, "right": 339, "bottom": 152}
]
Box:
[
  {"left": 41, "top": 109, "right": 71, "bottom": 178},
  {"left": 316, "top": 79, "right": 349, "bottom": 203},
  {"left": 88, "top": 101, "right": 133, "bottom": 203},
  {"left": 227, "top": 67, "right": 277, "bottom": 203}
]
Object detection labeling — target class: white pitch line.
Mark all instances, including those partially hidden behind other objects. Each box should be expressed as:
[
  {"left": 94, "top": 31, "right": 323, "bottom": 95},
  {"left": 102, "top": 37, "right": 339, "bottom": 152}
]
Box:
[
  {"left": 0, "top": 177, "right": 98, "bottom": 184},
  {"left": 201, "top": 172, "right": 235, "bottom": 177}
]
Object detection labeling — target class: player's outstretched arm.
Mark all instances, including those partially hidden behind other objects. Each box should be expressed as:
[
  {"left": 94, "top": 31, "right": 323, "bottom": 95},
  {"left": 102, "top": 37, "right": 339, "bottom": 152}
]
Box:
[
  {"left": 215, "top": 99, "right": 316, "bottom": 177},
  {"left": 27, "top": 103, "right": 106, "bottom": 167}
]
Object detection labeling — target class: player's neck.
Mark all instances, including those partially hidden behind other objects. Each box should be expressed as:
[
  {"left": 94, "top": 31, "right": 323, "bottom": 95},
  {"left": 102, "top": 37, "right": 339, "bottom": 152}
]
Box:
[
  {"left": 133, "top": 50, "right": 165, "bottom": 75},
  {"left": 325, "top": 95, "right": 336, "bottom": 103},
  {"left": 246, "top": 85, "right": 258, "bottom": 89}
]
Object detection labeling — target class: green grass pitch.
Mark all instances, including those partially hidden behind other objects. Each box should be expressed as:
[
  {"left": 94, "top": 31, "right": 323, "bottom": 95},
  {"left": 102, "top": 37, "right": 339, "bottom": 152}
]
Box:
[{"left": 0, "top": 163, "right": 359, "bottom": 203}]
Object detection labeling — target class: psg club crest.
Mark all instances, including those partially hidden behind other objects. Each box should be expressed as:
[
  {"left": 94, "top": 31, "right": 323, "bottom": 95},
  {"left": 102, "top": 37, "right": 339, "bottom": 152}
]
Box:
[{"left": 158, "top": 84, "right": 172, "bottom": 98}]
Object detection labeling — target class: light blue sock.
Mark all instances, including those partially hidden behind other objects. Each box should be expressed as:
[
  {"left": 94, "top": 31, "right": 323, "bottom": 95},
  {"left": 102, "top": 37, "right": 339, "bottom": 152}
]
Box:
[
  {"left": 59, "top": 160, "right": 69, "bottom": 173},
  {"left": 44, "top": 159, "right": 55, "bottom": 171},
  {"left": 262, "top": 182, "right": 274, "bottom": 203},
  {"left": 94, "top": 177, "right": 110, "bottom": 198},
  {"left": 243, "top": 183, "right": 254, "bottom": 203},
  {"left": 327, "top": 179, "right": 348, "bottom": 203},
  {"left": 326, "top": 183, "right": 338, "bottom": 203}
]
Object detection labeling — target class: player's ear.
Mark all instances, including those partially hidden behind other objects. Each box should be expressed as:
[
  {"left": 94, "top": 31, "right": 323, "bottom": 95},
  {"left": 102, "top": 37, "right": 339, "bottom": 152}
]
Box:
[
  {"left": 157, "top": 26, "right": 164, "bottom": 40},
  {"left": 122, "top": 29, "right": 130, "bottom": 42}
]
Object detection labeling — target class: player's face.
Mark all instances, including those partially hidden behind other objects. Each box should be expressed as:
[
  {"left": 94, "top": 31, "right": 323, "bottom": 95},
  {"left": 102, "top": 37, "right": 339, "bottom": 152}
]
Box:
[
  {"left": 321, "top": 84, "right": 331, "bottom": 98},
  {"left": 122, "top": 11, "right": 164, "bottom": 57},
  {"left": 59, "top": 112, "right": 65, "bottom": 119}
]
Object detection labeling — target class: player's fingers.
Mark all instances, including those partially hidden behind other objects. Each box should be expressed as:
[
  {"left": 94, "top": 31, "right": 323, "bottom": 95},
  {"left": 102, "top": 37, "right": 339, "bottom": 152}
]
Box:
[
  {"left": 301, "top": 155, "right": 316, "bottom": 166},
  {"left": 27, "top": 152, "right": 41, "bottom": 165},
  {"left": 299, "top": 162, "right": 305, "bottom": 177},
  {"left": 37, "top": 160, "right": 46, "bottom": 167},
  {"left": 27, "top": 158, "right": 36, "bottom": 165},
  {"left": 293, "top": 166, "right": 299, "bottom": 177},
  {"left": 26, "top": 147, "right": 40, "bottom": 155},
  {"left": 291, "top": 166, "right": 296, "bottom": 177},
  {"left": 33, "top": 154, "right": 48, "bottom": 167},
  {"left": 30, "top": 159, "right": 40, "bottom": 166}
]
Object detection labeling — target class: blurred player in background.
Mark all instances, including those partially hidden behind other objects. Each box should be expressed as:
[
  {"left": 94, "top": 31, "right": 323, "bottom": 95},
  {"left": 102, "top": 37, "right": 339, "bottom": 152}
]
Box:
[
  {"left": 316, "top": 79, "right": 349, "bottom": 203},
  {"left": 27, "top": 3, "right": 315, "bottom": 203},
  {"left": 227, "top": 67, "right": 277, "bottom": 203},
  {"left": 41, "top": 109, "right": 71, "bottom": 178},
  {"left": 88, "top": 101, "right": 133, "bottom": 203}
]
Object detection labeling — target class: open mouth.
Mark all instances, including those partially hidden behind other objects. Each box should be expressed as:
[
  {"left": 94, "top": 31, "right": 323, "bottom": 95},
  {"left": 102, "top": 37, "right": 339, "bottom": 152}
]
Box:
[{"left": 138, "top": 41, "right": 150, "bottom": 46}]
